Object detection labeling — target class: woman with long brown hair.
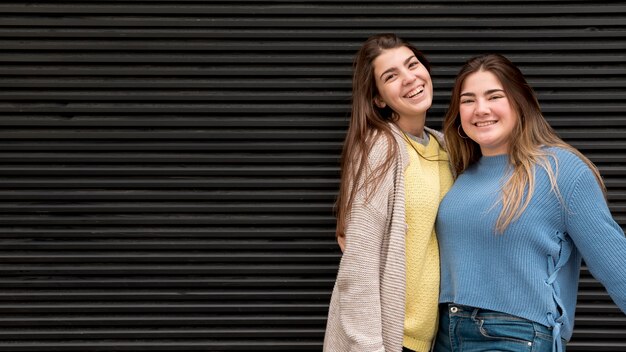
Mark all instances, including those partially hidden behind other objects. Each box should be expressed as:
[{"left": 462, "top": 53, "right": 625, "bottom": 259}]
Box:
[
  {"left": 324, "top": 33, "right": 453, "bottom": 352},
  {"left": 434, "top": 54, "right": 626, "bottom": 352}
]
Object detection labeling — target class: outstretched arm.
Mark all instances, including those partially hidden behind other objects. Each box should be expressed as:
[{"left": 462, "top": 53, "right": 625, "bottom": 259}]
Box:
[{"left": 565, "top": 167, "right": 626, "bottom": 312}]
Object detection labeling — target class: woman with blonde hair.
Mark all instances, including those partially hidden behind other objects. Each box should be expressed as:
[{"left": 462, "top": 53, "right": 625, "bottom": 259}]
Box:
[
  {"left": 324, "top": 33, "right": 453, "bottom": 352},
  {"left": 435, "top": 53, "right": 626, "bottom": 352}
]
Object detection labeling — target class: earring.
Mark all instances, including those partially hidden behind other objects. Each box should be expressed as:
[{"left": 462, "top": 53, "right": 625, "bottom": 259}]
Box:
[{"left": 457, "top": 125, "right": 468, "bottom": 139}]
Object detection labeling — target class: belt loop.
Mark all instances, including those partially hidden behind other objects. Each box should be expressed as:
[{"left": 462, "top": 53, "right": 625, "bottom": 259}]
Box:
[{"left": 470, "top": 307, "right": 480, "bottom": 322}]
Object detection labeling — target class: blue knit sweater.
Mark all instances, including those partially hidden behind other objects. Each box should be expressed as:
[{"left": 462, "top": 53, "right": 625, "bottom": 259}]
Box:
[{"left": 436, "top": 147, "right": 626, "bottom": 351}]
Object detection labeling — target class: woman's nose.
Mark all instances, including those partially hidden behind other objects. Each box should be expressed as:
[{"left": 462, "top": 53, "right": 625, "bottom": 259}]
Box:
[
  {"left": 475, "top": 99, "right": 490, "bottom": 115},
  {"left": 402, "top": 70, "right": 416, "bottom": 85}
]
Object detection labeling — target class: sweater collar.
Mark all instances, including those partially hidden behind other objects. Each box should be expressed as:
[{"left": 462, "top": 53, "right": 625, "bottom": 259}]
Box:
[{"left": 389, "top": 122, "right": 446, "bottom": 172}]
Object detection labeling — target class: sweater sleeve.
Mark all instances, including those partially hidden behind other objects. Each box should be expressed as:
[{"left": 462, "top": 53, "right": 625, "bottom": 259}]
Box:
[
  {"left": 334, "top": 201, "right": 388, "bottom": 352},
  {"left": 330, "top": 136, "right": 395, "bottom": 352},
  {"left": 565, "top": 166, "right": 626, "bottom": 313}
]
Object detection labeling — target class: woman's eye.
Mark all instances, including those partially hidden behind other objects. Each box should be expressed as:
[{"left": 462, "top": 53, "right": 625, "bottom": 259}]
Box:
[
  {"left": 408, "top": 61, "right": 419, "bottom": 68},
  {"left": 490, "top": 95, "right": 503, "bottom": 100},
  {"left": 461, "top": 99, "right": 473, "bottom": 104},
  {"left": 383, "top": 74, "right": 396, "bottom": 82}
]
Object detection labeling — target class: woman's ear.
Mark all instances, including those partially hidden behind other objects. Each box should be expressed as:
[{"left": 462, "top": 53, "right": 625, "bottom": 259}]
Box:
[{"left": 374, "top": 96, "right": 386, "bottom": 108}]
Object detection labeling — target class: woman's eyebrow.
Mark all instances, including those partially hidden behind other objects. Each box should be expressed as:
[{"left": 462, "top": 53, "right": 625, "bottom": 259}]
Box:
[
  {"left": 460, "top": 88, "right": 504, "bottom": 97},
  {"left": 379, "top": 55, "right": 416, "bottom": 80}
]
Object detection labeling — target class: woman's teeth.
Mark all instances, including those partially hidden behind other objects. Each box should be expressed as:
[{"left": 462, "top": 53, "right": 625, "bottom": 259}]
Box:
[
  {"left": 475, "top": 121, "right": 497, "bottom": 127},
  {"left": 406, "top": 87, "right": 424, "bottom": 98}
]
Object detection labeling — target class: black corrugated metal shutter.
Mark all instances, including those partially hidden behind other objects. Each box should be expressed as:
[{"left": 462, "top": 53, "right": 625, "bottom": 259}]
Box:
[{"left": 0, "top": 1, "right": 624, "bottom": 351}]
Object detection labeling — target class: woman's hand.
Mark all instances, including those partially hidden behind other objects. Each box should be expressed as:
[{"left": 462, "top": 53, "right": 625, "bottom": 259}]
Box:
[{"left": 337, "top": 234, "right": 346, "bottom": 252}]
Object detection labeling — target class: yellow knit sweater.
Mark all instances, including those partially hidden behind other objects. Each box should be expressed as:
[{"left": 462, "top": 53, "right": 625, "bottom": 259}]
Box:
[{"left": 403, "top": 134, "right": 453, "bottom": 351}]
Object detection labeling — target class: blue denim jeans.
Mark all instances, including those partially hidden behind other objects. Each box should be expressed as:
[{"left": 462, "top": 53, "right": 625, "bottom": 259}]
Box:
[{"left": 433, "top": 304, "right": 561, "bottom": 352}]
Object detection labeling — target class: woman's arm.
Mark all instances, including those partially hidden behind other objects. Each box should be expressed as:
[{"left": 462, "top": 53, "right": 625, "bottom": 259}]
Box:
[
  {"left": 327, "top": 137, "right": 397, "bottom": 352},
  {"left": 333, "top": 202, "right": 389, "bottom": 351},
  {"left": 565, "top": 166, "right": 626, "bottom": 312}
]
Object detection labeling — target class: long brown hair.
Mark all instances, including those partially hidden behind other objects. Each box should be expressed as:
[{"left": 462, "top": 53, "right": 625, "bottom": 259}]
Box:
[
  {"left": 443, "top": 54, "right": 605, "bottom": 233},
  {"left": 335, "top": 33, "right": 430, "bottom": 238}
]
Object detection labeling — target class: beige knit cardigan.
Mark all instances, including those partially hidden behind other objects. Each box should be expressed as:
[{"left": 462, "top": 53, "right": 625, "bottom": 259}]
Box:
[{"left": 323, "top": 123, "right": 445, "bottom": 352}]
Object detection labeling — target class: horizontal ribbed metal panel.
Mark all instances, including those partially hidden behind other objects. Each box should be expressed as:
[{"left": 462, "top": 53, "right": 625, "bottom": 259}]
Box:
[{"left": 0, "top": 1, "right": 624, "bottom": 351}]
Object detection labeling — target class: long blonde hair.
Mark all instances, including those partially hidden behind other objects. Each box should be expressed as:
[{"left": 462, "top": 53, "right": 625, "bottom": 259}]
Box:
[
  {"left": 443, "top": 54, "right": 605, "bottom": 233},
  {"left": 335, "top": 33, "right": 431, "bottom": 239}
]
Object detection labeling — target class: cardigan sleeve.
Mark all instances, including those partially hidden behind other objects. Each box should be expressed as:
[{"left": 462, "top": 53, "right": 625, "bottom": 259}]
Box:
[
  {"left": 328, "top": 135, "right": 396, "bottom": 352},
  {"left": 333, "top": 202, "right": 389, "bottom": 352},
  {"left": 565, "top": 166, "right": 626, "bottom": 313}
]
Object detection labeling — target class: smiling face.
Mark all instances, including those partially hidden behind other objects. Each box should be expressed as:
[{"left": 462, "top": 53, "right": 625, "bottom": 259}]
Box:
[
  {"left": 459, "top": 70, "right": 518, "bottom": 156},
  {"left": 372, "top": 46, "right": 433, "bottom": 131}
]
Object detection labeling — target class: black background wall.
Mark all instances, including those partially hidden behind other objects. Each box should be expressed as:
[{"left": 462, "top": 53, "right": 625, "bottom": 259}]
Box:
[{"left": 0, "top": 1, "right": 624, "bottom": 351}]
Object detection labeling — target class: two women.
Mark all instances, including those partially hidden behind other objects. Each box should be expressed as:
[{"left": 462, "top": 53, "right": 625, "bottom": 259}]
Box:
[
  {"left": 324, "top": 33, "right": 453, "bottom": 352},
  {"left": 325, "top": 34, "right": 626, "bottom": 352}
]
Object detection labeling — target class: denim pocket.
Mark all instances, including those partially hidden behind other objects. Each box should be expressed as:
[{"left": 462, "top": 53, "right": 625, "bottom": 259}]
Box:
[{"left": 478, "top": 317, "right": 535, "bottom": 347}]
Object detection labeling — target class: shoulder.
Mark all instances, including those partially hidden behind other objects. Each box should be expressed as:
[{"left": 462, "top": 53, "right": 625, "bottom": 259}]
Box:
[
  {"left": 367, "top": 130, "right": 401, "bottom": 166},
  {"left": 369, "top": 129, "right": 394, "bottom": 153},
  {"left": 543, "top": 146, "right": 591, "bottom": 177},
  {"left": 542, "top": 146, "right": 602, "bottom": 200},
  {"left": 545, "top": 146, "right": 582, "bottom": 163}
]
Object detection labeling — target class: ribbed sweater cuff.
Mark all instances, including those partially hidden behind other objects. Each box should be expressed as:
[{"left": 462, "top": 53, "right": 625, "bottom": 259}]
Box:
[{"left": 403, "top": 335, "right": 432, "bottom": 352}]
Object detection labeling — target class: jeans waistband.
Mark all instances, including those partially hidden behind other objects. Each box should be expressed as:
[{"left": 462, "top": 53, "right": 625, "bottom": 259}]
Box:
[{"left": 439, "top": 303, "right": 543, "bottom": 324}]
